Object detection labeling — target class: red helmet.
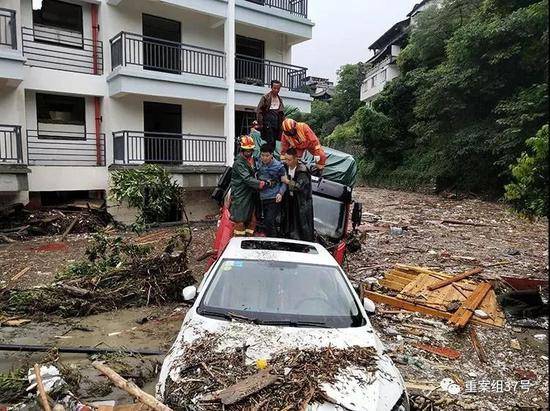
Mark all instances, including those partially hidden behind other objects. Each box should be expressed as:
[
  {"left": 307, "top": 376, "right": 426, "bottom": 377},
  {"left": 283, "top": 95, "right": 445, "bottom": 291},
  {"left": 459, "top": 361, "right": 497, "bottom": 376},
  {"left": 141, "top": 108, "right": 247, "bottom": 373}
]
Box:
[{"left": 240, "top": 135, "right": 255, "bottom": 150}]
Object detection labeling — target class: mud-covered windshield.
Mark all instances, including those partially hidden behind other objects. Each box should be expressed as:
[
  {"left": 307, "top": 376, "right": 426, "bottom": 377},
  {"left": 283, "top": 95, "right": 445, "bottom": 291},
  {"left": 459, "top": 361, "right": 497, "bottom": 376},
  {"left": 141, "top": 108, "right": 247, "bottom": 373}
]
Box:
[
  {"left": 313, "top": 196, "right": 346, "bottom": 239},
  {"left": 198, "top": 259, "right": 364, "bottom": 328}
]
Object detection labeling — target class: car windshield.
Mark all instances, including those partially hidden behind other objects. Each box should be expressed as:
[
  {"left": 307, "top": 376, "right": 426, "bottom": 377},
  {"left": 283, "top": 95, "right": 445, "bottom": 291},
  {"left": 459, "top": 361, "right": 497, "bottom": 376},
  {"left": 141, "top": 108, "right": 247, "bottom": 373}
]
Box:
[
  {"left": 198, "top": 259, "right": 364, "bottom": 328},
  {"left": 313, "top": 195, "right": 346, "bottom": 239}
]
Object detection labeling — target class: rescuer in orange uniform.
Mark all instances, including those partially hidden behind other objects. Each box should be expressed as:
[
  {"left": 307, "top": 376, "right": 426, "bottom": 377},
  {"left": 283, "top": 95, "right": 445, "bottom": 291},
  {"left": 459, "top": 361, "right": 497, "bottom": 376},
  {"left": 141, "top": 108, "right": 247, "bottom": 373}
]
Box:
[{"left": 280, "top": 119, "right": 327, "bottom": 174}]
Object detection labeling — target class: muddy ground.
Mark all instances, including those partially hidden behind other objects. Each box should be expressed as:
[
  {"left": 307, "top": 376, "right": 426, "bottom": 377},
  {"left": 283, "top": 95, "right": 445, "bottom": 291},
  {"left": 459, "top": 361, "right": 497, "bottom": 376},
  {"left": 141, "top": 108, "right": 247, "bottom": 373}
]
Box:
[{"left": 0, "top": 186, "right": 548, "bottom": 410}]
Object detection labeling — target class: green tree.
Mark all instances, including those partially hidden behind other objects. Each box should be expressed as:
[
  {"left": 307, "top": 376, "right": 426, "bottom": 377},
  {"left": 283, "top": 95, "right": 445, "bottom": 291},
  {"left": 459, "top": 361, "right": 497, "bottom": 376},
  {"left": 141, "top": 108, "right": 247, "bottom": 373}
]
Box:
[
  {"left": 505, "top": 125, "right": 549, "bottom": 216},
  {"left": 330, "top": 63, "right": 367, "bottom": 123}
]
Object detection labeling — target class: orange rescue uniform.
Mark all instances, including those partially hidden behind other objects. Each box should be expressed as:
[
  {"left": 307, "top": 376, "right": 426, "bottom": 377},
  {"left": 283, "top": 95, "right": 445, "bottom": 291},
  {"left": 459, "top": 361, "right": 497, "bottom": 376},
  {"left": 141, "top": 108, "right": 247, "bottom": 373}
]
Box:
[{"left": 281, "top": 122, "right": 327, "bottom": 169}]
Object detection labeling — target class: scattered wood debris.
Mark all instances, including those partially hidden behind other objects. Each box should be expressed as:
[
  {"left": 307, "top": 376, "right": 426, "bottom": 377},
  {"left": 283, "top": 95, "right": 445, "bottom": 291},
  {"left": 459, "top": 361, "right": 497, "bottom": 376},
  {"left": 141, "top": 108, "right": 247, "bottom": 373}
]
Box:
[
  {"left": 164, "top": 334, "right": 378, "bottom": 410},
  {"left": 93, "top": 362, "right": 173, "bottom": 411},
  {"left": 365, "top": 264, "right": 505, "bottom": 328},
  {"left": 0, "top": 230, "right": 193, "bottom": 317}
]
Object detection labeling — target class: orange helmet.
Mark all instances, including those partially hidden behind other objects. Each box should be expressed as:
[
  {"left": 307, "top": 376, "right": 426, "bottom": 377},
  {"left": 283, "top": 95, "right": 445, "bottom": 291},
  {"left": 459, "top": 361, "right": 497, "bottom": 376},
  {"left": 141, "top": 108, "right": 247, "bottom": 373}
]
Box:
[
  {"left": 282, "top": 118, "right": 297, "bottom": 133},
  {"left": 240, "top": 135, "right": 255, "bottom": 150}
]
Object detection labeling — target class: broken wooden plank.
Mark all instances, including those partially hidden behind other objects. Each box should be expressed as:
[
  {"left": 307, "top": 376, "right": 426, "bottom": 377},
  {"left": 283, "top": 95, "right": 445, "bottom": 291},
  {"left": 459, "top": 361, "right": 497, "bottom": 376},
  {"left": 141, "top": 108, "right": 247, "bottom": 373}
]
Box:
[
  {"left": 92, "top": 362, "right": 173, "bottom": 411},
  {"left": 448, "top": 283, "right": 492, "bottom": 328},
  {"left": 412, "top": 343, "right": 461, "bottom": 360},
  {"left": 364, "top": 290, "right": 500, "bottom": 327},
  {"left": 217, "top": 368, "right": 278, "bottom": 405},
  {"left": 427, "top": 267, "right": 483, "bottom": 291},
  {"left": 440, "top": 219, "right": 489, "bottom": 227},
  {"left": 10, "top": 266, "right": 31, "bottom": 283},
  {"left": 469, "top": 326, "right": 487, "bottom": 363},
  {"left": 61, "top": 217, "right": 78, "bottom": 242},
  {"left": 364, "top": 290, "right": 455, "bottom": 321}
]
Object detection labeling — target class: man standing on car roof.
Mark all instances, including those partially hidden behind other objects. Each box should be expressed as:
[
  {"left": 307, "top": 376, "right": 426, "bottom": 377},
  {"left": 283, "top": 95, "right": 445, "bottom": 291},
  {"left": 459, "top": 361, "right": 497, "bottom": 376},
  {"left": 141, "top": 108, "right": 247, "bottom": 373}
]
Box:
[
  {"left": 230, "top": 136, "right": 266, "bottom": 236},
  {"left": 256, "top": 144, "right": 287, "bottom": 237},
  {"left": 281, "top": 147, "right": 314, "bottom": 242},
  {"left": 256, "top": 80, "right": 284, "bottom": 148},
  {"left": 280, "top": 118, "right": 327, "bottom": 176}
]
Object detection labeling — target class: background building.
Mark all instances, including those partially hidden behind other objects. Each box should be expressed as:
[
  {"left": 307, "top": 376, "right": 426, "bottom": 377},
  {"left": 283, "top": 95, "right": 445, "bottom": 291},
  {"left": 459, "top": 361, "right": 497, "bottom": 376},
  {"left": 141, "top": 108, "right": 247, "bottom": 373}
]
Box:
[
  {"left": 0, "top": 0, "right": 313, "bottom": 216},
  {"left": 359, "top": 0, "right": 441, "bottom": 104}
]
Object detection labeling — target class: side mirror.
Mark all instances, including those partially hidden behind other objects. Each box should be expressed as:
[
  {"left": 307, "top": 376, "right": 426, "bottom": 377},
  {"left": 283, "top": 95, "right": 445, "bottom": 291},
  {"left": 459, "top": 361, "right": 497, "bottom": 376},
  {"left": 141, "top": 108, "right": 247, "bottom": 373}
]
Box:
[
  {"left": 182, "top": 286, "right": 197, "bottom": 302},
  {"left": 363, "top": 297, "right": 376, "bottom": 315},
  {"left": 352, "top": 202, "right": 363, "bottom": 229}
]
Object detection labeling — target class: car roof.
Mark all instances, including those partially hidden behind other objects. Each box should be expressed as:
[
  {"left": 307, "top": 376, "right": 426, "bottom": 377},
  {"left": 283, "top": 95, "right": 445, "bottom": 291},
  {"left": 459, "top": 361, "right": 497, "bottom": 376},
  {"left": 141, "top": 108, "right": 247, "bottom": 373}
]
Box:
[{"left": 220, "top": 237, "right": 338, "bottom": 267}]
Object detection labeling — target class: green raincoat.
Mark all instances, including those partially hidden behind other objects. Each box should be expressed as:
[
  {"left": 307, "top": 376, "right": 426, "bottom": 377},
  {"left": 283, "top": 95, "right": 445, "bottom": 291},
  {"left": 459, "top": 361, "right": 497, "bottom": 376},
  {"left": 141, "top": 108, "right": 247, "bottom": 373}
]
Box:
[{"left": 230, "top": 154, "right": 263, "bottom": 223}]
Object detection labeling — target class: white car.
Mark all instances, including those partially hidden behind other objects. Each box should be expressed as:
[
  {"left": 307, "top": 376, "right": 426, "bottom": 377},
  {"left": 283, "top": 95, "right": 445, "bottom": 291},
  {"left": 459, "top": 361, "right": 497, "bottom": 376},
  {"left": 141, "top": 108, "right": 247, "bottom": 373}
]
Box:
[{"left": 157, "top": 237, "right": 409, "bottom": 411}]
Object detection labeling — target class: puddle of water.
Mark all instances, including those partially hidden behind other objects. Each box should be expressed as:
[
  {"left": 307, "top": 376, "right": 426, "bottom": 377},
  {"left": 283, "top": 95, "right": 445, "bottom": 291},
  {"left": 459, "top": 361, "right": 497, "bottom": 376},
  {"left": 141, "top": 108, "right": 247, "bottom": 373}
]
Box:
[{"left": 0, "top": 304, "right": 187, "bottom": 402}]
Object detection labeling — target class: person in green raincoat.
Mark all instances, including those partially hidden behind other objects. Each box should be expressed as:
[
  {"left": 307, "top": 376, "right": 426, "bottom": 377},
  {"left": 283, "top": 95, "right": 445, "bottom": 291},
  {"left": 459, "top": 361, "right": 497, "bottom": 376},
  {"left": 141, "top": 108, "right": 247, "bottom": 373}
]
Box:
[
  {"left": 230, "top": 135, "right": 266, "bottom": 236},
  {"left": 250, "top": 120, "right": 265, "bottom": 159}
]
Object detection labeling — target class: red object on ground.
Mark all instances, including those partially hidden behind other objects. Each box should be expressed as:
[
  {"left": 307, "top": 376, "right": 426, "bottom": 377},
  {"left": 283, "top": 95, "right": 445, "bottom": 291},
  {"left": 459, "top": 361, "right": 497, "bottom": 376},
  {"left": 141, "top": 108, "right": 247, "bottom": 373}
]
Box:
[
  {"left": 35, "top": 243, "right": 69, "bottom": 253},
  {"left": 501, "top": 276, "right": 549, "bottom": 291},
  {"left": 333, "top": 240, "right": 346, "bottom": 266},
  {"left": 413, "top": 343, "right": 462, "bottom": 360}
]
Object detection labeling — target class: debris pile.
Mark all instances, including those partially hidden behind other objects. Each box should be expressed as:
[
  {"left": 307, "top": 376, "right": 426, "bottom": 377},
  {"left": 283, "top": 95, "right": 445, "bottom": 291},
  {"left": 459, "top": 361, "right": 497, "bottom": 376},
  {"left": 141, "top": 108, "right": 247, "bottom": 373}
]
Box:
[
  {"left": 0, "top": 200, "right": 113, "bottom": 242},
  {"left": 164, "top": 335, "right": 378, "bottom": 410},
  {"left": 364, "top": 264, "right": 505, "bottom": 328},
  {"left": 0, "top": 229, "right": 193, "bottom": 317}
]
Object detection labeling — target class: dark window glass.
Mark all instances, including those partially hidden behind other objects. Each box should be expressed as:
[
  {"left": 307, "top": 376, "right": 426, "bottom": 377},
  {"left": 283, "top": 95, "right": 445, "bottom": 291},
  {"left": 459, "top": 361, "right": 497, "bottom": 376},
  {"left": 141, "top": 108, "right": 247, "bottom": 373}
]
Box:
[
  {"left": 37, "top": 93, "right": 85, "bottom": 125},
  {"left": 33, "top": 0, "right": 83, "bottom": 33}
]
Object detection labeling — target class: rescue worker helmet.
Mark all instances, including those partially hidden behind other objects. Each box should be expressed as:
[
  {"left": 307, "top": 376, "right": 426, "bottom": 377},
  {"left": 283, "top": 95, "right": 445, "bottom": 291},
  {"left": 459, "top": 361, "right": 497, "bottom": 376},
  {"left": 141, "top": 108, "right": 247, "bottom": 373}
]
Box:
[
  {"left": 240, "top": 135, "right": 255, "bottom": 150},
  {"left": 282, "top": 118, "right": 297, "bottom": 133}
]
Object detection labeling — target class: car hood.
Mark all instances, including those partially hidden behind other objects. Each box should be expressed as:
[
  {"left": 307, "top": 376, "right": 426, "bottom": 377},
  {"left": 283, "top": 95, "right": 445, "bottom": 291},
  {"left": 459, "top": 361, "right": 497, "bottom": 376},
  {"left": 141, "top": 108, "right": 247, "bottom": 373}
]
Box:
[{"left": 157, "top": 312, "right": 406, "bottom": 411}]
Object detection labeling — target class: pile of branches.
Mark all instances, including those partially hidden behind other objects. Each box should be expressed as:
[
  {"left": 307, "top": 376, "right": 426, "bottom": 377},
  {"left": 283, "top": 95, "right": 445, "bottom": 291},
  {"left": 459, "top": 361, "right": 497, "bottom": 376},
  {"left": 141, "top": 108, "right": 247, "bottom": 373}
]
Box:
[
  {"left": 0, "top": 203, "right": 113, "bottom": 242},
  {"left": 0, "top": 229, "right": 193, "bottom": 317},
  {"left": 164, "top": 334, "right": 378, "bottom": 410}
]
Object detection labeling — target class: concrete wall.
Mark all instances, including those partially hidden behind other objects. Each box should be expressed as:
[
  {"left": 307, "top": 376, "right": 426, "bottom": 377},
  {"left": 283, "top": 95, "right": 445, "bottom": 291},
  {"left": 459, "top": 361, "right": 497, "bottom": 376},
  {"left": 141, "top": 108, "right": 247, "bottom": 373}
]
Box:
[
  {"left": 236, "top": 23, "right": 291, "bottom": 63},
  {"left": 27, "top": 165, "right": 108, "bottom": 191}
]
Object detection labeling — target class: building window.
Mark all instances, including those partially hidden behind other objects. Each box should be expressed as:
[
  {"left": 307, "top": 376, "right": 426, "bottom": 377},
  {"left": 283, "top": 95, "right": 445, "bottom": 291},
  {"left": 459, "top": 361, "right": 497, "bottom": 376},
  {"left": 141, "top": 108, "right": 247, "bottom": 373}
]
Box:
[
  {"left": 381, "top": 69, "right": 387, "bottom": 82},
  {"left": 32, "top": 0, "right": 84, "bottom": 48},
  {"left": 37, "top": 93, "right": 86, "bottom": 140}
]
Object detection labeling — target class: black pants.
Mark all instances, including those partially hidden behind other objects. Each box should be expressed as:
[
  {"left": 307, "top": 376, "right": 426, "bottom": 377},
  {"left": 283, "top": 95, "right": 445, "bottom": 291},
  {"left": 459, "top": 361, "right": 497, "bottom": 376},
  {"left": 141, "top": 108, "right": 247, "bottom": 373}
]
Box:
[
  {"left": 261, "top": 199, "right": 281, "bottom": 237},
  {"left": 261, "top": 110, "right": 281, "bottom": 148}
]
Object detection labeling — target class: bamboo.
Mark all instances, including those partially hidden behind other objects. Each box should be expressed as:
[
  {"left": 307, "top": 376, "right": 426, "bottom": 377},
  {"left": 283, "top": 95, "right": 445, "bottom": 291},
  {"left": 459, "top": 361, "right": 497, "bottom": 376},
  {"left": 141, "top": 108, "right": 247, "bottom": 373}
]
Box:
[
  {"left": 93, "top": 362, "right": 173, "bottom": 411},
  {"left": 34, "top": 364, "right": 52, "bottom": 411}
]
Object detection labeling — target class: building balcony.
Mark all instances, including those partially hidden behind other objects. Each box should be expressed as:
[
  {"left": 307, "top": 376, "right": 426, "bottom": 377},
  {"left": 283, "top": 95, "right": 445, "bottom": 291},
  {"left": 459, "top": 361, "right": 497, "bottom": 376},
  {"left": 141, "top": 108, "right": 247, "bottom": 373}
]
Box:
[
  {"left": 113, "top": 130, "right": 227, "bottom": 166},
  {"left": 107, "top": 32, "right": 227, "bottom": 103},
  {"left": 235, "top": 55, "right": 311, "bottom": 111},
  {"left": 245, "top": 0, "right": 308, "bottom": 18},
  {"left": 236, "top": 54, "right": 306, "bottom": 91},
  {"left": 26, "top": 129, "right": 106, "bottom": 167},
  {"left": 21, "top": 25, "right": 103, "bottom": 75},
  {"left": 0, "top": 8, "right": 25, "bottom": 87},
  {"left": 1, "top": 125, "right": 24, "bottom": 164},
  {"left": 0, "top": 125, "right": 29, "bottom": 192}
]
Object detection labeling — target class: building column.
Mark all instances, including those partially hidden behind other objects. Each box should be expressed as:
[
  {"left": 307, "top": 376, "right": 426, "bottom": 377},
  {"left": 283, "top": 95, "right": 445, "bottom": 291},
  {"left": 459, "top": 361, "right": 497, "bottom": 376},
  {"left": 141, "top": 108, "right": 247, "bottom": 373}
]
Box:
[{"left": 224, "top": 0, "right": 236, "bottom": 165}]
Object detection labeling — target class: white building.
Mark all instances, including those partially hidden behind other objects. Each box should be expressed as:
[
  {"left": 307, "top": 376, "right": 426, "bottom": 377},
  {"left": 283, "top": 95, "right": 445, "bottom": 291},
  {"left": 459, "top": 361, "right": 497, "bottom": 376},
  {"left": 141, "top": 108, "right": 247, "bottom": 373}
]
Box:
[
  {"left": 359, "top": 18, "right": 409, "bottom": 103},
  {"left": 0, "top": 0, "right": 313, "bottom": 210},
  {"left": 359, "top": 0, "right": 441, "bottom": 104}
]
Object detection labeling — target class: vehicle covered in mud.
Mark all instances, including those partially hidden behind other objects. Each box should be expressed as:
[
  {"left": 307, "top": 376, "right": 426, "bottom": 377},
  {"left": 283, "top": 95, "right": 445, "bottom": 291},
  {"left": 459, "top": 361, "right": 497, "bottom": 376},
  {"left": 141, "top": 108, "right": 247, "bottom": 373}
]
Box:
[
  {"left": 156, "top": 237, "right": 409, "bottom": 410},
  {"left": 210, "top": 145, "right": 363, "bottom": 266}
]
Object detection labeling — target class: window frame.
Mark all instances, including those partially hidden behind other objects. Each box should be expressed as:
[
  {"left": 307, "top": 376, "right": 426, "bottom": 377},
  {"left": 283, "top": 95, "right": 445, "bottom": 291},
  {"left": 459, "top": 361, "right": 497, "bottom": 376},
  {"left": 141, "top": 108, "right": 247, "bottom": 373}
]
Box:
[
  {"left": 36, "top": 92, "right": 87, "bottom": 141},
  {"left": 32, "top": 0, "right": 84, "bottom": 49}
]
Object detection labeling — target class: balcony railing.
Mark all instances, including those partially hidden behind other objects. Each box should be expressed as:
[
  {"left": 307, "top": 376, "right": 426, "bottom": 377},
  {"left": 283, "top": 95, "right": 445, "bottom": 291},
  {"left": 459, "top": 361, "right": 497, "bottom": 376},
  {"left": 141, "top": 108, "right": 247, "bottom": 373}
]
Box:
[
  {"left": 27, "top": 129, "right": 105, "bottom": 166},
  {"left": 0, "top": 125, "right": 23, "bottom": 164},
  {"left": 246, "top": 0, "right": 308, "bottom": 18},
  {"left": 236, "top": 54, "right": 307, "bottom": 91},
  {"left": 110, "top": 32, "right": 225, "bottom": 78},
  {"left": 113, "top": 131, "right": 226, "bottom": 165},
  {"left": 0, "top": 8, "right": 17, "bottom": 49},
  {"left": 21, "top": 26, "right": 103, "bottom": 75}
]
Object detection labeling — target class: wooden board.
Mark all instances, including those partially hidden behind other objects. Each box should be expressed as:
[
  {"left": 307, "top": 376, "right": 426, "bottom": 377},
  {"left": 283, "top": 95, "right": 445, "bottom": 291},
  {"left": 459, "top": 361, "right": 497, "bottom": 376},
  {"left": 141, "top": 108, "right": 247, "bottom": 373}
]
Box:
[
  {"left": 371, "top": 265, "right": 506, "bottom": 327},
  {"left": 218, "top": 368, "right": 278, "bottom": 405}
]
